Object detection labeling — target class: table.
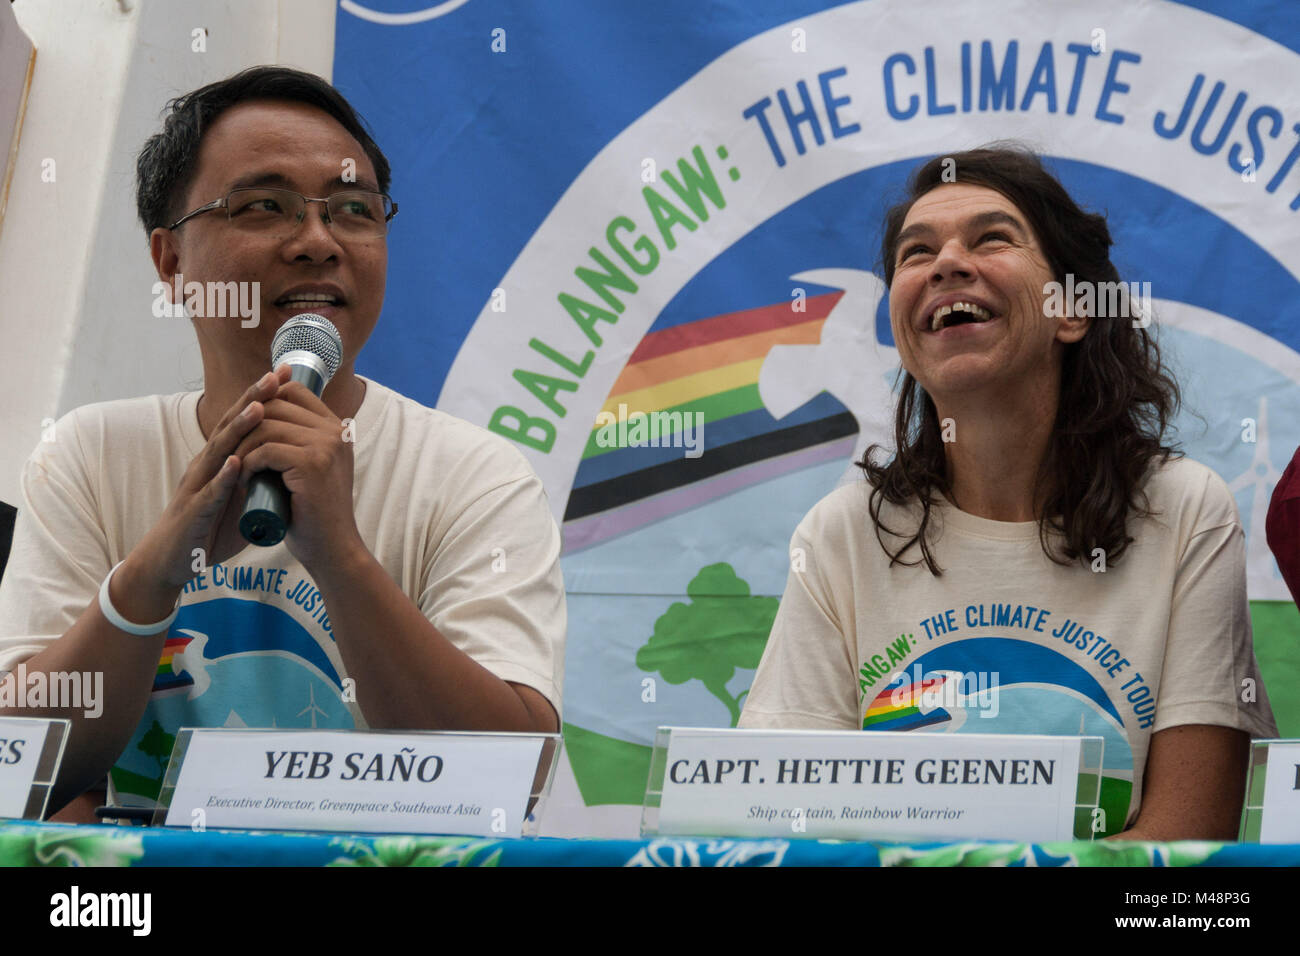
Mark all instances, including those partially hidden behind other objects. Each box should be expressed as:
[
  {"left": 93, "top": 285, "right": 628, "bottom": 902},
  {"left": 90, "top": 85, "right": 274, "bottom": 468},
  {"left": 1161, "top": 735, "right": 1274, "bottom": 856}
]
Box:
[{"left": 4, "top": 821, "right": 1299, "bottom": 866}]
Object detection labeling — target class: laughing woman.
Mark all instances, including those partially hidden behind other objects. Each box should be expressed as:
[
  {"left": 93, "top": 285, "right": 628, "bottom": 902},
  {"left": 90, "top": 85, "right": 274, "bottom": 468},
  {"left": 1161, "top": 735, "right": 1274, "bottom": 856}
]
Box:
[{"left": 739, "top": 146, "right": 1277, "bottom": 841}]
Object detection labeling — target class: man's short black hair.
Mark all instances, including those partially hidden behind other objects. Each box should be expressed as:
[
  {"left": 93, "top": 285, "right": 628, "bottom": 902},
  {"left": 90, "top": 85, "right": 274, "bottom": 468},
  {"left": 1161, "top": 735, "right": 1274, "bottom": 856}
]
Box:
[{"left": 135, "top": 65, "right": 391, "bottom": 235}]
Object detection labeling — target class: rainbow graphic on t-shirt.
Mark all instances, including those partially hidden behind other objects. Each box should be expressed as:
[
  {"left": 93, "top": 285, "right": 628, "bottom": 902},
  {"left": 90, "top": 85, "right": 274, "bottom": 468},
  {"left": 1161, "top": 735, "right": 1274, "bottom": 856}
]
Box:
[
  {"left": 153, "top": 633, "right": 195, "bottom": 695},
  {"left": 862, "top": 673, "right": 953, "bottom": 731},
  {"left": 115, "top": 597, "right": 354, "bottom": 806}
]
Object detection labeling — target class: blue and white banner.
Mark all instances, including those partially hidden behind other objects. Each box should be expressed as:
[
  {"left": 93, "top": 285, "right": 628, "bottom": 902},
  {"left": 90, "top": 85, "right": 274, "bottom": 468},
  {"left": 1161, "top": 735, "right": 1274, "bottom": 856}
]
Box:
[{"left": 333, "top": 0, "right": 1300, "bottom": 834}]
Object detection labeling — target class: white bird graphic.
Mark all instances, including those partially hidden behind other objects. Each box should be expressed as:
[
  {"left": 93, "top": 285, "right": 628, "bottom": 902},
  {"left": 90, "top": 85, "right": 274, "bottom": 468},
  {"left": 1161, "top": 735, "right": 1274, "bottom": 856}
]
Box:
[
  {"left": 171, "top": 629, "right": 211, "bottom": 701},
  {"left": 758, "top": 268, "right": 899, "bottom": 485}
]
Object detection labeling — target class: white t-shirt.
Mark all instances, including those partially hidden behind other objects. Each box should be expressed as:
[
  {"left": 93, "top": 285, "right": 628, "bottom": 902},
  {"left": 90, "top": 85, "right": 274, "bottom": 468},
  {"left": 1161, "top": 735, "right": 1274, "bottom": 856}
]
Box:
[
  {"left": 739, "top": 457, "right": 1277, "bottom": 831},
  {"left": 0, "top": 377, "right": 565, "bottom": 806}
]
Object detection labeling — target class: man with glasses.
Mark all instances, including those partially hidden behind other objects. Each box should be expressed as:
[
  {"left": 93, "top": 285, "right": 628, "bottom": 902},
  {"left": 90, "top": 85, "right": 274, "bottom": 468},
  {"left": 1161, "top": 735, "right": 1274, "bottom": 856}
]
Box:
[{"left": 0, "top": 67, "right": 565, "bottom": 818}]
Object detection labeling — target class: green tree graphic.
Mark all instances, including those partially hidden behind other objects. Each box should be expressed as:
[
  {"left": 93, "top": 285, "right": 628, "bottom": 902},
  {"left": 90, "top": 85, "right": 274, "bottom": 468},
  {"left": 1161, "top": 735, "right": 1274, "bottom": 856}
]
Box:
[
  {"left": 137, "top": 720, "right": 175, "bottom": 777},
  {"left": 636, "top": 563, "right": 778, "bottom": 726}
]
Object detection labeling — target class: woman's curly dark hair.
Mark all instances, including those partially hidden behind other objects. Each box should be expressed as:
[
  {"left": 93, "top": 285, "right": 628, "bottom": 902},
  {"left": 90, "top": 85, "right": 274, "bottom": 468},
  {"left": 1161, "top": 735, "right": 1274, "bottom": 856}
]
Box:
[{"left": 863, "top": 144, "right": 1182, "bottom": 574}]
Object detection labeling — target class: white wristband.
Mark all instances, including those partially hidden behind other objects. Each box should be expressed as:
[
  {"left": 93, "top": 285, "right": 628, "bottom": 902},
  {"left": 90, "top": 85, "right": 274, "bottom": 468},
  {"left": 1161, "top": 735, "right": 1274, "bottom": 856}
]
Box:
[{"left": 98, "top": 561, "right": 181, "bottom": 636}]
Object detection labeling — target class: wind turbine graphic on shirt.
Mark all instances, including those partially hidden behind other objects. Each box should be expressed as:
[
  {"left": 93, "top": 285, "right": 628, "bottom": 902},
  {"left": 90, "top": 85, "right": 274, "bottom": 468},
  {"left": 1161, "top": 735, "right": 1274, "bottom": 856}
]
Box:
[
  {"left": 298, "top": 685, "right": 328, "bottom": 728},
  {"left": 1227, "top": 395, "right": 1283, "bottom": 589}
]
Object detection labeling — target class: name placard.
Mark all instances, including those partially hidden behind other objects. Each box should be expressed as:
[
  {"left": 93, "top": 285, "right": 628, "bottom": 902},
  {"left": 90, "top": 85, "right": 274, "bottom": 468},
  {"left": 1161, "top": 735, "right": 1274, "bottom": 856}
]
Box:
[
  {"left": 644, "top": 728, "right": 1097, "bottom": 842},
  {"left": 0, "top": 717, "right": 69, "bottom": 819},
  {"left": 158, "top": 729, "right": 557, "bottom": 837},
  {"left": 1254, "top": 740, "right": 1300, "bottom": 843}
]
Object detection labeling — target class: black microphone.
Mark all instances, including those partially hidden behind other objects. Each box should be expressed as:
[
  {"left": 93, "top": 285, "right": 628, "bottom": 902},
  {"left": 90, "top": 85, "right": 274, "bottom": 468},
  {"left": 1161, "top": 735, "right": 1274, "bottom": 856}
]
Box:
[{"left": 238, "top": 313, "right": 344, "bottom": 546}]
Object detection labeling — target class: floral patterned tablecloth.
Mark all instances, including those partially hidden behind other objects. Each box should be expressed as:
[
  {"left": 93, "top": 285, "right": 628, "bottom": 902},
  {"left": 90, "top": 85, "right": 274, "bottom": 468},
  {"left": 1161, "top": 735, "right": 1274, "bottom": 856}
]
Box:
[{"left": 2, "top": 822, "right": 1298, "bottom": 866}]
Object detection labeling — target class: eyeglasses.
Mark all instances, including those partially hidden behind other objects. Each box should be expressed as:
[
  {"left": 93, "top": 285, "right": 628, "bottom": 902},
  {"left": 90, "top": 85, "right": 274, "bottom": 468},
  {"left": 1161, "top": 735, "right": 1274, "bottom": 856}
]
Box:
[{"left": 166, "top": 187, "right": 398, "bottom": 239}]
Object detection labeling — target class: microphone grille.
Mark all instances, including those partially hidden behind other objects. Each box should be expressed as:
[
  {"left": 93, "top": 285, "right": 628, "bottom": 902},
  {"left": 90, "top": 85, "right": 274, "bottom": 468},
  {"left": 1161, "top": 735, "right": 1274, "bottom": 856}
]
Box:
[{"left": 271, "top": 314, "right": 343, "bottom": 381}]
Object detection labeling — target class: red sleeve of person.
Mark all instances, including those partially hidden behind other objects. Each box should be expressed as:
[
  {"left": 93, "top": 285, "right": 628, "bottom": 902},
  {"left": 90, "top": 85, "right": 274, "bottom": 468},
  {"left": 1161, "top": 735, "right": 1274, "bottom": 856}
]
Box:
[{"left": 1267, "top": 447, "right": 1300, "bottom": 606}]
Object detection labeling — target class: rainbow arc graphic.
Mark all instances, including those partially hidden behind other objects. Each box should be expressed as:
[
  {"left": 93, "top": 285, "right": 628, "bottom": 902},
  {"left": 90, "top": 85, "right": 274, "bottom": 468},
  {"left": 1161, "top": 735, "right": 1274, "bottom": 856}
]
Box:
[
  {"left": 863, "top": 674, "right": 954, "bottom": 731},
  {"left": 563, "top": 291, "right": 859, "bottom": 551},
  {"left": 154, "top": 634, "right": 195, "bottom": 695}
]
